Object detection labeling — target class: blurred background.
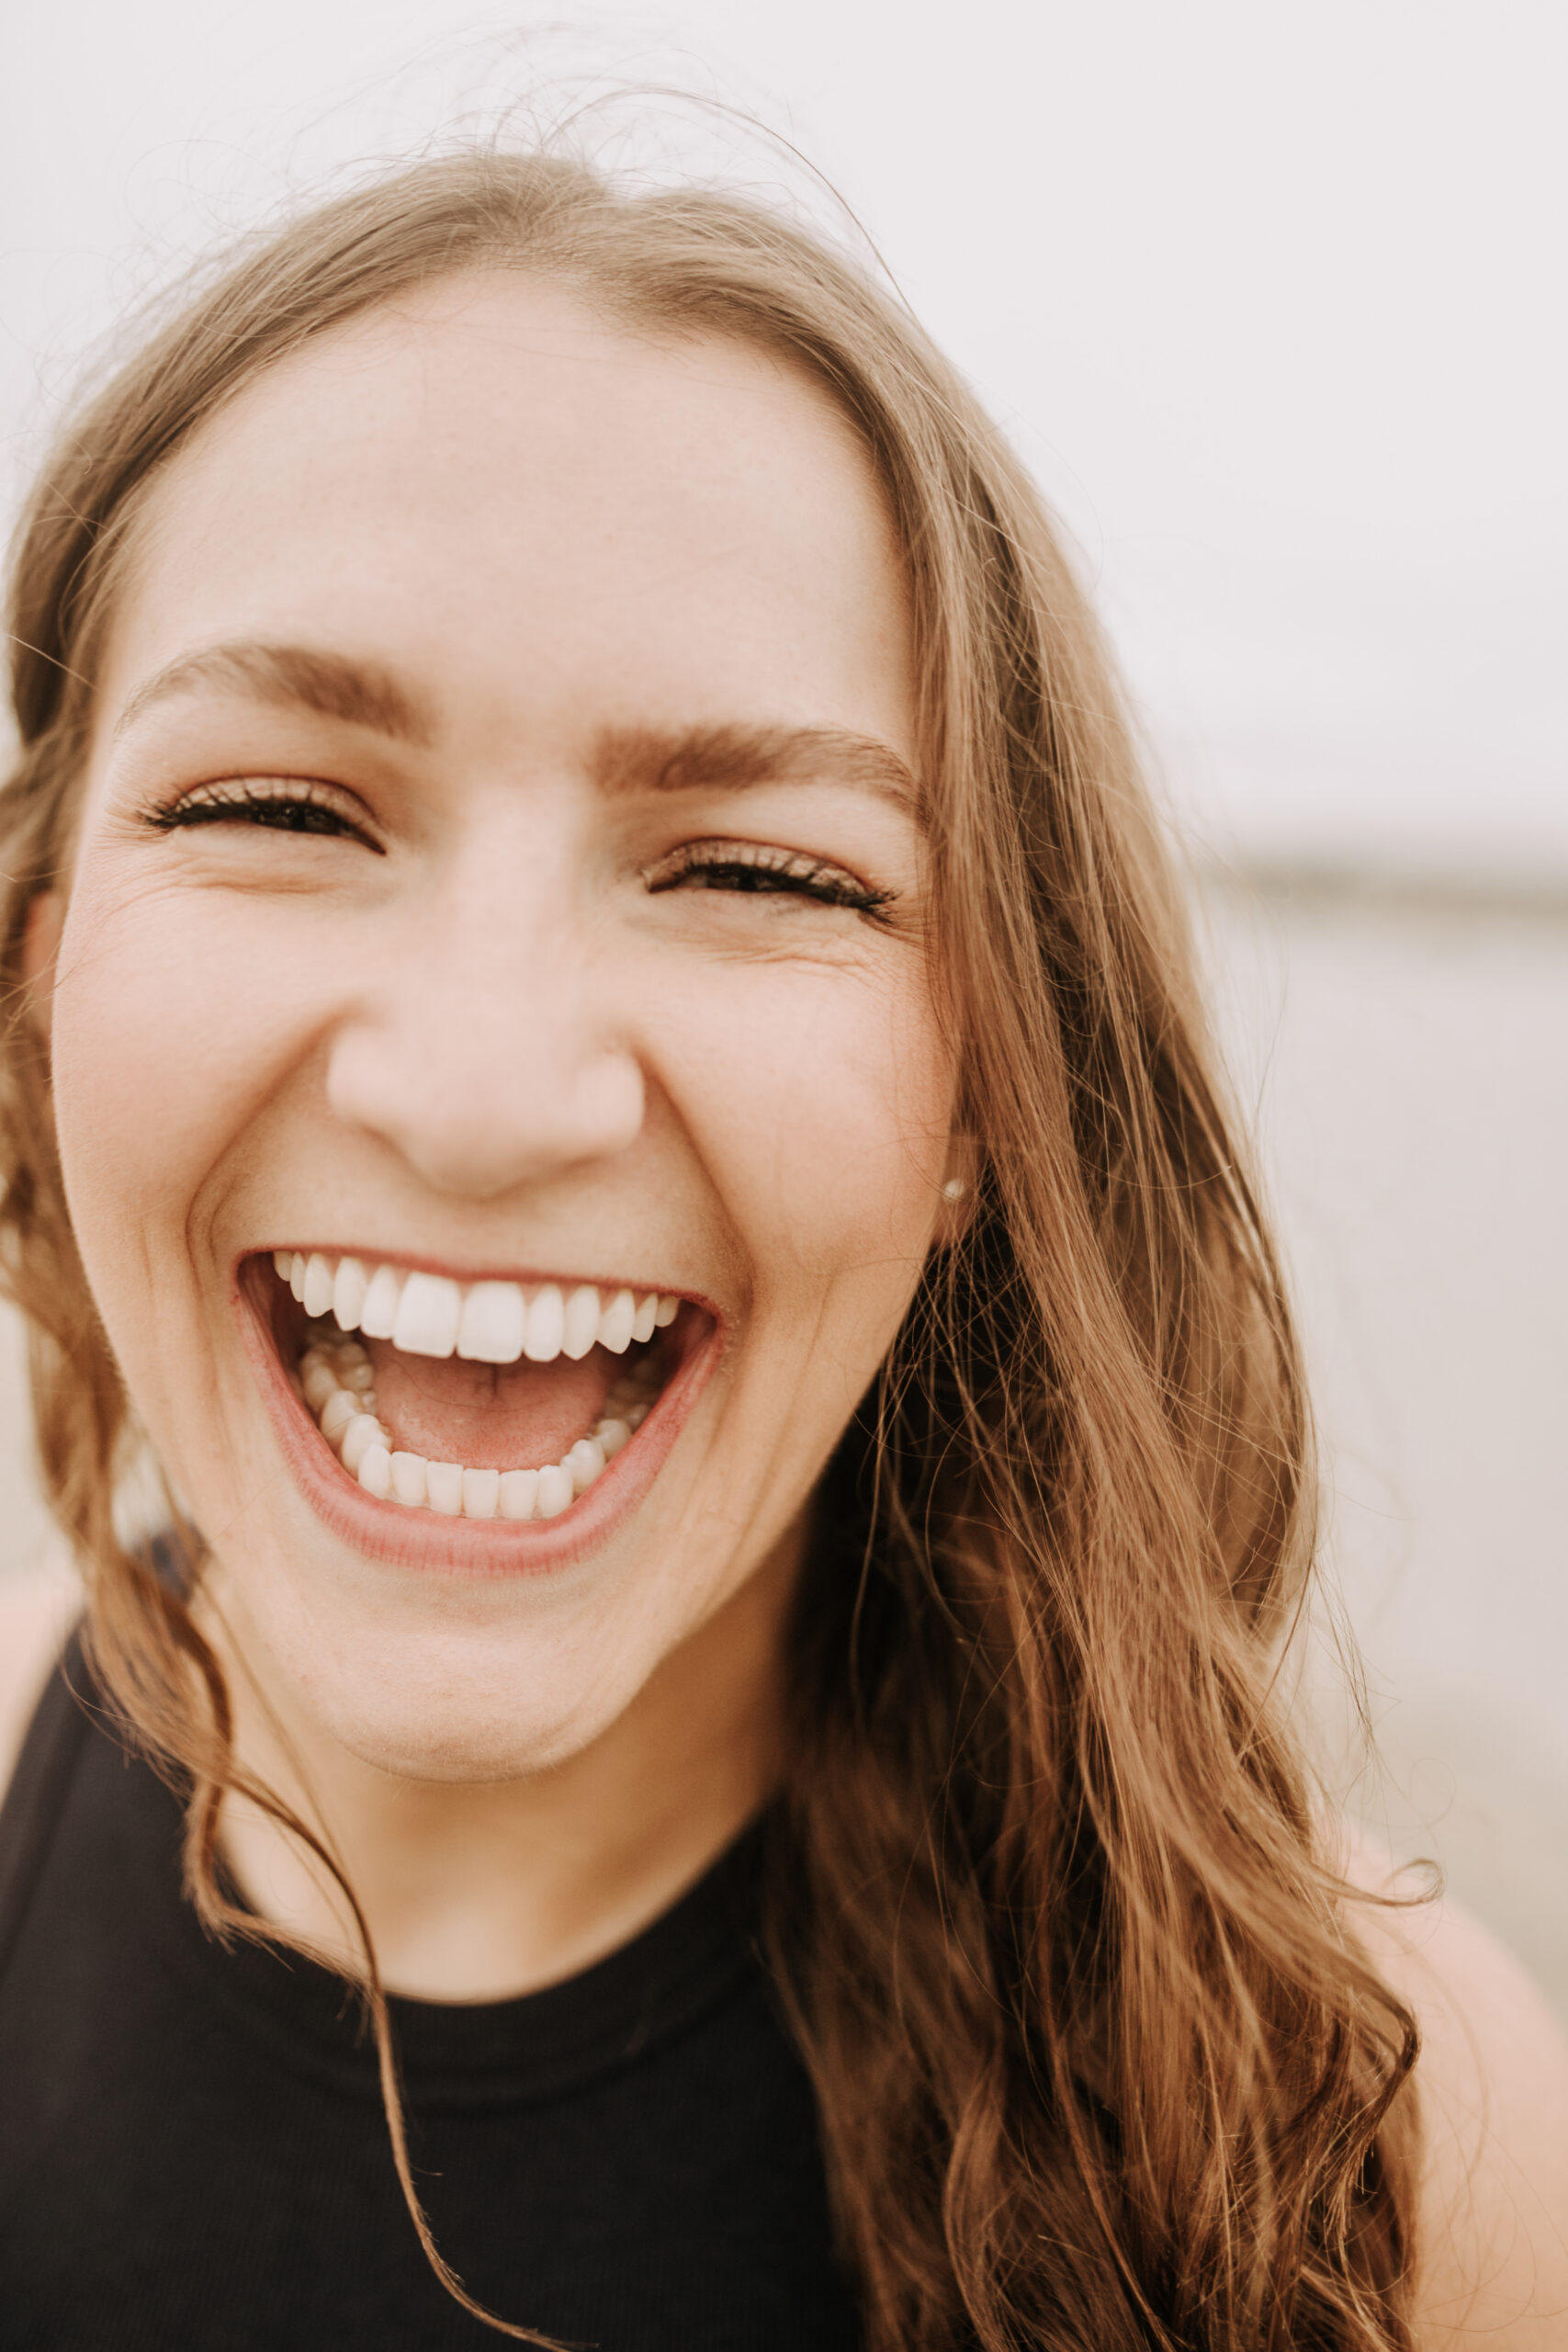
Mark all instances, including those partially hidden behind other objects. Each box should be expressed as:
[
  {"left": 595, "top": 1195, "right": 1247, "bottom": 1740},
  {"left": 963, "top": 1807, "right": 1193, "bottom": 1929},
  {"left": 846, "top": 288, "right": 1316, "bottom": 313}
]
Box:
[{"left": 2, "top": 1, "right": 1564, "bottom": 2010}]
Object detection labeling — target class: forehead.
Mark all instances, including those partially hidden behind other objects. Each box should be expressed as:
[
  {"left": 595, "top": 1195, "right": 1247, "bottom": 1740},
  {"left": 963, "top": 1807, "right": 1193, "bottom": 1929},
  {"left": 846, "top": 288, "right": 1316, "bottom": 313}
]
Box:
[{"left": 96, "top": 275, "right": 915, "bottom": 766}]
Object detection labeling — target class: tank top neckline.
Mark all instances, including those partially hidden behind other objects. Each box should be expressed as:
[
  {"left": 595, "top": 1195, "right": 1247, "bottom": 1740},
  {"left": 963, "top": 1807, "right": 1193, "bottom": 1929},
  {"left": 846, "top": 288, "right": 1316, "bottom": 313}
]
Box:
[{"left": 2, "top": 1629, "right": 768, "bottom": 2119}]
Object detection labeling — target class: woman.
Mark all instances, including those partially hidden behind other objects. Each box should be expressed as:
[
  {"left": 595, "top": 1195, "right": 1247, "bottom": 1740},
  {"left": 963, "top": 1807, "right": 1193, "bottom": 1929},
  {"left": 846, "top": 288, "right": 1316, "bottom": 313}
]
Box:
[{"left": 0, "top": 148, "right": 1562, "bottom": 2351}]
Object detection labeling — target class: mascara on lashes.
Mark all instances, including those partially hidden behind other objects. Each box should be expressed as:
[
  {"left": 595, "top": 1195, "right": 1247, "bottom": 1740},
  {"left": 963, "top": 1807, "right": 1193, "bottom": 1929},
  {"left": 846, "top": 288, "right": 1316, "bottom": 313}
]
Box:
[
  {"left": 147, "top": 787, "right": 896, "bottom": 913},
  {"left": 643, "top": 839, "right": 895, "bottom": 915},
  {"left": 144, "top": 777, "right": 384, "bottom": 849}
]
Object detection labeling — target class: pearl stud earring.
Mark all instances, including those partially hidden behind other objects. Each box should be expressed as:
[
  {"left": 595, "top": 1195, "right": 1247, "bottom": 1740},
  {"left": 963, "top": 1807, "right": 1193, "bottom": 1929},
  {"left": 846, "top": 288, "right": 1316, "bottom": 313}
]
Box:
[{"left": 942, "top": 1176, "right": 966, "bottom": 1203}]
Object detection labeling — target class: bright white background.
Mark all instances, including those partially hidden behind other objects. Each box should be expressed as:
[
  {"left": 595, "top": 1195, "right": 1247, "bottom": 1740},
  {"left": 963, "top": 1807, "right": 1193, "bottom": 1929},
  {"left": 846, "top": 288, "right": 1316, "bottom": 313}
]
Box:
[{"left": 2, "top": 3, "right": 1565, "bottom": 2003}]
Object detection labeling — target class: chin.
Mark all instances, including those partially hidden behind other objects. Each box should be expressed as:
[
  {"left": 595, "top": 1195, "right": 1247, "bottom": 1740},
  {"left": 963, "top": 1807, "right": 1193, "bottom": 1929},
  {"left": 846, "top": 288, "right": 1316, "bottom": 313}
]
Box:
[{"left": 212, "top": 1547, "right": 664, "bottom": 1785}]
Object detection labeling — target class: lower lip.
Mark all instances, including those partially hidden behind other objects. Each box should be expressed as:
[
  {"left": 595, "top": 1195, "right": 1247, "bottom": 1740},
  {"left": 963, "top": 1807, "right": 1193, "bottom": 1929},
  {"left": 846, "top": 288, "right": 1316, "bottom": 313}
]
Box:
[{"left": 235, "top": 1261, "right": 720, "bottom": 1577}]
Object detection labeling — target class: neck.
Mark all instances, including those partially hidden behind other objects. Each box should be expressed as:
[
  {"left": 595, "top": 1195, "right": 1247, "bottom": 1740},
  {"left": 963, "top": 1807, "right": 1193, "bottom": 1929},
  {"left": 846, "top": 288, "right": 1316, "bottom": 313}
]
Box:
[{"left": 209, "top": 1554, "right": 795, "bottom": 2003}]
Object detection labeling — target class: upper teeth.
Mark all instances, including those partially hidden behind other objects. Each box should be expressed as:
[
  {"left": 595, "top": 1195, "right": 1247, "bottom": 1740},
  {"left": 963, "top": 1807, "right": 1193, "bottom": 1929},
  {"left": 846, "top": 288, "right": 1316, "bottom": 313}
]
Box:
[{"left": 274, "top": 1251, "right": 680, "bottom": 1362}]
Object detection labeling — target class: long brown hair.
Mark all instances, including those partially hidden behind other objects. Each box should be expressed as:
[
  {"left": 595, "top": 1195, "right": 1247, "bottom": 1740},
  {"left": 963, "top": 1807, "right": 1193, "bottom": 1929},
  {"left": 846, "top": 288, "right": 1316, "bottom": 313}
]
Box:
[{"left": 0, "top": 147, "right": 1420, "bottom": 2348}]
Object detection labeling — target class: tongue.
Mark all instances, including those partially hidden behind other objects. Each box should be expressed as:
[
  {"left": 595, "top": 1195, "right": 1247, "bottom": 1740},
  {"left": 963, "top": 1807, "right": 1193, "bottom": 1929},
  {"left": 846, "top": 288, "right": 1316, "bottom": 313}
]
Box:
[{"left": 364, "top": 1341, "right": 617, "bottom": 1471}]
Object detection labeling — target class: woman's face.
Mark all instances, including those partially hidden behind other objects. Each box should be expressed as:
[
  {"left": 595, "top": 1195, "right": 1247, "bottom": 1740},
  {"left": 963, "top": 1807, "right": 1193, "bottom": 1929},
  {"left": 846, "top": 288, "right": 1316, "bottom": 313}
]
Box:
[{"left": 48, "top": 274, "right": 953, "bottom": 1779}]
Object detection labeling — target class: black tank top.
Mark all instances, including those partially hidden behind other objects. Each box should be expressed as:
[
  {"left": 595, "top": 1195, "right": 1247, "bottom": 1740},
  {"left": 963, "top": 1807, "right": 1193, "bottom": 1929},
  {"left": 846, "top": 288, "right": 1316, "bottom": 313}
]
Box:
[{"left": 0, "top": 1636, "right": 860, "bottom": 2351}]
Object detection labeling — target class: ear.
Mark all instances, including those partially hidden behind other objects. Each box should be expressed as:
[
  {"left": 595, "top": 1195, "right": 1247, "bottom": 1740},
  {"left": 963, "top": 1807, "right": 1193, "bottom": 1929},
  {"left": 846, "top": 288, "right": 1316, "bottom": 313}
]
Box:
[{"left": 20, "top": 891, "right": 63, "bottom": 1032}]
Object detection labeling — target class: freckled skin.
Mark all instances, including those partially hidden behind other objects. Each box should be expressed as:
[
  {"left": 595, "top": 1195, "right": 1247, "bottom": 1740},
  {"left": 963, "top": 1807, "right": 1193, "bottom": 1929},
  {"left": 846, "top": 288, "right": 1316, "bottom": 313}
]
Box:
[{"left": 39, "top": 277, "right": 955, "bottom": 1989}]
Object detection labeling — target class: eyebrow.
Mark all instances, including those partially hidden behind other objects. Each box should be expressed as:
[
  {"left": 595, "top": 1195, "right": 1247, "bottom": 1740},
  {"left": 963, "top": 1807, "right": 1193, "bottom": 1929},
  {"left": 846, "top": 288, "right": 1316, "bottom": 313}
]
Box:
[
  {"left": 592, "top": 722, "right": 920, "bottom": 820},
  {"left": 112, "top": 639, "right": 921, "bottom": 818},
  {"left": 113, "top": 641, "right": 433, "bottom": 746}
]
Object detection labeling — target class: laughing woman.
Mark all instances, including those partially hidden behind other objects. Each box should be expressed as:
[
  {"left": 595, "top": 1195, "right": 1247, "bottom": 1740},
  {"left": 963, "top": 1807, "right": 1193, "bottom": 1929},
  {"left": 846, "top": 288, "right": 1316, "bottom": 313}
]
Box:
[{"left": 0, "top": 151, "right": 1563, "bottom": 2352}]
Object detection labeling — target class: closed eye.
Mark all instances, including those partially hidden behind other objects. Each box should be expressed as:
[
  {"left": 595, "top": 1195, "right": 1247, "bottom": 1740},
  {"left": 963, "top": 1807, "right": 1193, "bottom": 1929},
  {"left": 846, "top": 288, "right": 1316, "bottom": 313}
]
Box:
[
  {"left": 144, "top": 779, "right": 384, "bottom": 852},
  {"left": 643, "top": 839, "right": 894, "bottom": 917}
]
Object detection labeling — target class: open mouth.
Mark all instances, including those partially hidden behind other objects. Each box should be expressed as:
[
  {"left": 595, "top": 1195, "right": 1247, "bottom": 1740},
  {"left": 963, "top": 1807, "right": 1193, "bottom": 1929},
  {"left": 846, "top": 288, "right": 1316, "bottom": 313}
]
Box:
[{"left": 253, "top": 1250, "right": 697, "bottom": 1527}]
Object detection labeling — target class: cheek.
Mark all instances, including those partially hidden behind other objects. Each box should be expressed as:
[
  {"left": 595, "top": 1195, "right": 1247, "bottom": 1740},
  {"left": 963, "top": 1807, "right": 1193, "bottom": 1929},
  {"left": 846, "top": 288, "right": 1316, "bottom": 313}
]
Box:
[
  {"left": 655, "top": 956, "right": 953, "bottom": 1290},
  {"left": 49, "top": 873, "right": 319, "bottom": 1282}
]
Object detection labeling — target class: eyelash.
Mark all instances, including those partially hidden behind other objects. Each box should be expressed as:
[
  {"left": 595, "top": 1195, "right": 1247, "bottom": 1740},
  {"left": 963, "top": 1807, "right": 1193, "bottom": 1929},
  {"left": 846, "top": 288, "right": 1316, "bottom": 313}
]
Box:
[
  {"left": 145, "top": 786, "right": 895, "bottom": 917},
  {"left": 644, "top": 839, "right": 894, "bottom": 917},
  {"left": 145, "top": 778, "right": 382, "bottom": 849}
]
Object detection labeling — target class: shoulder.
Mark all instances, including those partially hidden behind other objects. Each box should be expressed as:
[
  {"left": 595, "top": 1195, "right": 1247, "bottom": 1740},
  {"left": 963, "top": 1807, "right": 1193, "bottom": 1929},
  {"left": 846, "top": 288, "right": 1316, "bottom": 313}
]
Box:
[
  {"left": 1347, "top": 1836, "right": 1568, "bottom": 2348},
  {"left": 0, "top": 1566, "right": 81, "bottom": 1802}
]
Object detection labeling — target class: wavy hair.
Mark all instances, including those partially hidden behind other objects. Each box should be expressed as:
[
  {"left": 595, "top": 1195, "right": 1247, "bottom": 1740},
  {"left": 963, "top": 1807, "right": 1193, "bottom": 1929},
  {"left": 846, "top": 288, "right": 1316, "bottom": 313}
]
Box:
[{"left": 0, "top": 147, "right": 1420, "bottom": 2348}]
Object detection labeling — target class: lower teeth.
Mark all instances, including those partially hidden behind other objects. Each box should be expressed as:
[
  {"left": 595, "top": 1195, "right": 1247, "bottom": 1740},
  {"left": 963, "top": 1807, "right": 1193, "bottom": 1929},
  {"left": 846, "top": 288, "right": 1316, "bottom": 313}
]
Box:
[{"left": 295, "top": 1327, "right": 657, "bottom": 1521}]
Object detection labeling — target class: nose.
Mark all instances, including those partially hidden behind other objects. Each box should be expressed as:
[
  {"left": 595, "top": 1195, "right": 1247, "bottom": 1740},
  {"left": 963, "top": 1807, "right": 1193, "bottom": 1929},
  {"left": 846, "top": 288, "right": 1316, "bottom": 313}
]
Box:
[{"left": 324, "top": 859, "right": 646, "bottom": 1202}]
